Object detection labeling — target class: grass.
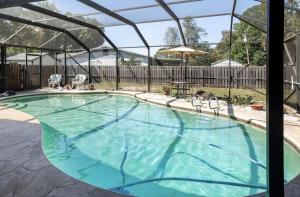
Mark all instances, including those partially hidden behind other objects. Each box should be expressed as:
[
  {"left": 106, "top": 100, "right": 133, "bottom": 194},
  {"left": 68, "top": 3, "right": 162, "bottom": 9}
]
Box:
[
  {"left": 93, "top": 82, "right": 266, "bottom": 102},
  {"left": 195, "top": 87, "right": 266, "bottom": 102},
  {"left": 94, "top": 82, "right": 165, "bottom": 93}
]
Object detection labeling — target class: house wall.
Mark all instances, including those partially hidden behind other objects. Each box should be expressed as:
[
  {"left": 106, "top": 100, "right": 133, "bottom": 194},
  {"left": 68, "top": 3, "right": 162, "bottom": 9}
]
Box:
[
  {"left": 65, "top": 49, "right": 148, "bottom": 66},
  {"left": 39, "top": 55, "right": 56, "bottom": 66},
  {"left": 7, "top": 55, "right": 56, "bottom": 66},
  {"left": 211, "top": 61, "right": 243, "bottom": 67}
]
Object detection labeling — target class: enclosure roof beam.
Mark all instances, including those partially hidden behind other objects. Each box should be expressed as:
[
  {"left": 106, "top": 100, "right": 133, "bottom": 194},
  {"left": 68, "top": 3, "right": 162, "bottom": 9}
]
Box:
[
  {"left": 155, "top": 0, "right": 187, "bottom": 46},
  {"left": 1, "top": 25, "right": 28, "bottom": 44},
  {"left": 39, "top": 32, "right": 63, "bottom": 48},
  {"left": 1, "top": 43, "right": 65, "bottom": 52},
  {"left": 42, "top": 13, "right": 230, "bottom": 30},
  {"left": 78, "top": 0, "right": 150, "bottom": 49},
  {"left": 21, "top": 4, "right": 117, "bottom": 50},
  {"left": 0, "top": 0, "right": 43, "bottom": 9},
  {"left": 67, "top": 31, "right": 90, "bottom": 52},
  {"left": 77, "top": 0, "right": 203, "bottom": 15},
  {"left": 0, "top": 13, "right": 89, "bottom": 52},
  {"left": 234, "top": 14, "right": 267, "bottom": 33}
]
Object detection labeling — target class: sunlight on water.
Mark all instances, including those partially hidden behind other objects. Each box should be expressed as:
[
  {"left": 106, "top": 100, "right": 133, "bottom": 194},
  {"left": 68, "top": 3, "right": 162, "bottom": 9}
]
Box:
[{"left": 2, "top": 94, "right": 300, "bottom": 197}]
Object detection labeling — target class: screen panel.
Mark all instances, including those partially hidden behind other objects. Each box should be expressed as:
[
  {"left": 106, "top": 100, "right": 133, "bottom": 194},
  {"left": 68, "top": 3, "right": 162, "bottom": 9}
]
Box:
[
  {"left": 91, "top": 0, "right": 158, "bottom": 10},
  {"left": 234, "top": 0, "right": 267, "bottom": 32},
  {"left": 103, "top": 25, "right": 145, "bottom": 47},
  {"left": 169, "top": 0, "right": 233, "bottom": 18},
  {"left": 69, "top": 28, "right": 105, "bottom": 49},
  {"left": 0, "top": 18, "right": 26, "bottom": 43},
  {"left": 6, "top": 26, "right": 62, "bottom": 49}
]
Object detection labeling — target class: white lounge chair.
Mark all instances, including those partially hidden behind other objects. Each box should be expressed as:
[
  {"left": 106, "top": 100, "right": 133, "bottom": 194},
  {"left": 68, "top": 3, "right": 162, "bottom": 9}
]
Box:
[
  {"left": 72, "top": 74, "right": 88, "bottom": 89},
  {"left": 48, "top": 74, "right": 62, "bottom": 88}
]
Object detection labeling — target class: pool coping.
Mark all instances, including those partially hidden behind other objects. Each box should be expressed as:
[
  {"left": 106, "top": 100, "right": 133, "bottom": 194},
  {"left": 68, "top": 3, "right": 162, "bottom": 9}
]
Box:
[{"left": 1, "top": 89, "right": 300, "bottom": 196}]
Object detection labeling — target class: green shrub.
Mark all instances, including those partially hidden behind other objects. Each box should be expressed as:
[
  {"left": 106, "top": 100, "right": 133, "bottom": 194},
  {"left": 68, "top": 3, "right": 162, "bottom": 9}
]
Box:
[
  {"left": 225, "top": 95, "right": 255, "bottom": 106},
  {"left": 162, "top": 86, "right": 171, "bottom": 95}
]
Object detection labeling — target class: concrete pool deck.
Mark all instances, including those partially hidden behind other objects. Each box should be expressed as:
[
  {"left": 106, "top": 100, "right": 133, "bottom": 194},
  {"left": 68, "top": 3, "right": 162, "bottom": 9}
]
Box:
[
  {"left": 0, "top": 104, "right": 125, "bottom": 197},
  {"left": 0, "top": 88, "right": 300, "bottom": 196}
]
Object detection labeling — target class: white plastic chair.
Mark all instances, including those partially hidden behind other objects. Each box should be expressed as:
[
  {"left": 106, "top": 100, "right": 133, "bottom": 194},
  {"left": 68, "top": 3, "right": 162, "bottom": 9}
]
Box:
[
  {"left": 48, "top": 74, "right": 62, "bottom": 88},
  {"left": 72, "top": 74, "right": 88, "bottom": 89}
]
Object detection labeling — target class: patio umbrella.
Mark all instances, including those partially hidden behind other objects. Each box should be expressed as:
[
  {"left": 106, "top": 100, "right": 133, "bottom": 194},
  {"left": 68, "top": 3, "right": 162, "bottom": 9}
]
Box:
[{"left": 159, "top": 46, "right": 208, "bottom": 81}]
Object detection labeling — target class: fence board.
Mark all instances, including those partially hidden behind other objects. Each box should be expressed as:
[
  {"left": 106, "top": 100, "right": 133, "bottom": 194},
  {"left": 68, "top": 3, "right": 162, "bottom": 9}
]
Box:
[{"left": 5, "top": 64, "right": 268, "bottom": 89}]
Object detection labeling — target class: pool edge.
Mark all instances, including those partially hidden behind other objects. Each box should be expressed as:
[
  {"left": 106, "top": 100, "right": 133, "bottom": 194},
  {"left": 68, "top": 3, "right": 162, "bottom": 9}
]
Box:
[{"left": 1, "top": 90, "right": 300, "bottom": 197}]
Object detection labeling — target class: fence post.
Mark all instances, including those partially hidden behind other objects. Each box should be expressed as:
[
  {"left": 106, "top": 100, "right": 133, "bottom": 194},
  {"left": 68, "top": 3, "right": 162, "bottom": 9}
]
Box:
[
  {"left": 147, "top": 47, "right": 151, "bottom": 92},
  {"left": 39, "top": 50, "right": 42, "bottom": 89},
  {"left": 203, "top": 68, "right": 205, "bottom": 87},
  {"left": 144, "top": 66, "right": 146, "bottom": 84},
  {"left": 88, "top": 50, "right": 92, "bottom": 83},
  {"left": 25, "top": 48, "right": 28, "bottom": 90},
  {"left": 64, "top": 51, "right": 67, "bottom": 85},
  {"left": 171, "top": 67, "right": 174, "bottom": 82},
  {"left": 115, "top": 50, "right": 119, "bottom": 90}
]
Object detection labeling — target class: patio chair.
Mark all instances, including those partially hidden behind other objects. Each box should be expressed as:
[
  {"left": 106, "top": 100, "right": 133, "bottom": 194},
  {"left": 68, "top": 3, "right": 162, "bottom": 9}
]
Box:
[
  {"left": 192, "top": 95, "right": 203, "bottom": 113},
  {"left": 209, "top": 97, "right": 221, "bottom": 115},
  {"left": 72, "top": 74, "right": 88, "bottom": 89},
  {"left": 48, "top": 74, "right": 62, "bottom": 88}
]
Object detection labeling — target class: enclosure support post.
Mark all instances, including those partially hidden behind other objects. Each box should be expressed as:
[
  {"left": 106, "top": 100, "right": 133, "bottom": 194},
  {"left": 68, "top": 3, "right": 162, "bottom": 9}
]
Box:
[
  {"left": 25, "top": 48, "right": 28, "bottom": 90},
  {"left": 266, "top": 0, "right": 284, "bottom": 196},
  {"left": 116, "top": 50, "right": 119, "bottom": 90},
  {"left": 88, "top": 50, "right": 91, "bottom": 83},
  {"left": 147, "top": 47, "right": 151, "bottom": 93},
  {"left": 64, "top": 31, "right": 67, "bottom": 86},
  {"left": 55, "top": 52, "right": 58, "bottom": 74},
  {"left": 185, "top": 56, "right": 187, "bottom": 82},
  {"left": 296, "top": 35, "right": 300, "bottom": 112},
  {"left": 64, "top": 51, "right": 67, "bottom": 85},
  {"left": 228, "top": 0, "right": 237, "bottom": 99},
  {"left": 39, "top": 50, "right": 42, "bottom": 89},
  {"left": 0, "top": 46, "right": 6, "bottom": 93}
]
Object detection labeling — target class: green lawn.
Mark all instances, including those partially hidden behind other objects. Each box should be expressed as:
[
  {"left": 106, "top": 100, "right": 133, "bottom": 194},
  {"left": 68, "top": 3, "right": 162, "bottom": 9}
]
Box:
[
  {"left": 93, "top": 82, "right": 266, "bottom": 102},
  {"left": 195, "top": 87, "right": 266, "bottom": 101}
]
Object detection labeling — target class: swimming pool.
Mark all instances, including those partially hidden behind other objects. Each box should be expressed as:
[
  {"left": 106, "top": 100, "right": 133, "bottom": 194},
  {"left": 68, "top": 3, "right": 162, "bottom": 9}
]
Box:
[{"left": 1, "top": 94, "right": 300, "bottom": 196}]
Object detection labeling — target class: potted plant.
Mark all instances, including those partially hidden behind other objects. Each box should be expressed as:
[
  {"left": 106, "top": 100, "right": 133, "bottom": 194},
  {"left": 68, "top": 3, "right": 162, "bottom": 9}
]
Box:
[
  {"left": 88, "top": 83, "right": 95, "bottom": 90},
  {"left": 250, "top": 103, "right": 264, "bottom": 110},
  {"left": 162, "top": 86, "right": 171, "bottom": 95},
  {"left": 65, "top": 84, "right": 72, "bottom": 90}
]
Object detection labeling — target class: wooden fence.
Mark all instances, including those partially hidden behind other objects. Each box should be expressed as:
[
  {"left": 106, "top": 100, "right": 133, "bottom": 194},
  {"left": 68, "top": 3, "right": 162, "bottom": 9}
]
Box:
[{"left": 5, "top": 64, "right": 267, "bottom": 90}]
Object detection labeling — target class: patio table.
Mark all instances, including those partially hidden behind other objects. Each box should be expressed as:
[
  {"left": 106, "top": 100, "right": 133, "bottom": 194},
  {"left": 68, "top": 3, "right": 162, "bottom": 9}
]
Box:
[{"left": 170, "top": 81, "right": 191, "bottom": 98}]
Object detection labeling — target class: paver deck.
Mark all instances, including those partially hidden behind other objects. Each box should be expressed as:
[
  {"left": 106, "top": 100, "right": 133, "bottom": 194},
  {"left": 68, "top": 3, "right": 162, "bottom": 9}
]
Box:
[
  {"left": 0, "top": 88, "right": 300, "bottom": 196},
  {"left": 0, "top": 101, "right": 125, "bottom": 197}
]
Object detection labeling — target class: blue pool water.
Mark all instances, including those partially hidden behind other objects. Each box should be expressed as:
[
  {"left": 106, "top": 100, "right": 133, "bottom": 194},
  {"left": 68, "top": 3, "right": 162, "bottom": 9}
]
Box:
[{"left": 1, "top": 94, "right": 300, "bottom": 196}]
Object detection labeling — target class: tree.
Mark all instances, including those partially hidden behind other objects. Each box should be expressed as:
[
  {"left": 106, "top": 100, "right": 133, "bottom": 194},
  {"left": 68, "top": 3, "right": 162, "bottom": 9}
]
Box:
[
  {"left": 120, "top": 56, "right": 136, "bottom": 66},
  {"left": 215, "top": 23, "right": 266, "bottom": 66},
  {"left": 214, "top": 4, "right": 266, "bottom": 66},
  {"left": 285, "top": 0, "right": 300, "bottom": 38},
  {"left": 164, "top": 27, "right": 180, "bottom": 47},
  {"left": 159, "top": 17, "right": 208, "bottom": 66},
  {"left": 182, "top": 17, "right": 206, "bottom": 48},
  {"left": 162, "top": 17, "right": 207, "bottom": 49}
]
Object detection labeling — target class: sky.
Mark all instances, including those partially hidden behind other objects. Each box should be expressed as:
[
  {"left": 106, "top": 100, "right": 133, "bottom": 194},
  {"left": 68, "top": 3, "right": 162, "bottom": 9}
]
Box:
[{"left": 36, "top": 0, "right": 259, "bottom": 56}]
